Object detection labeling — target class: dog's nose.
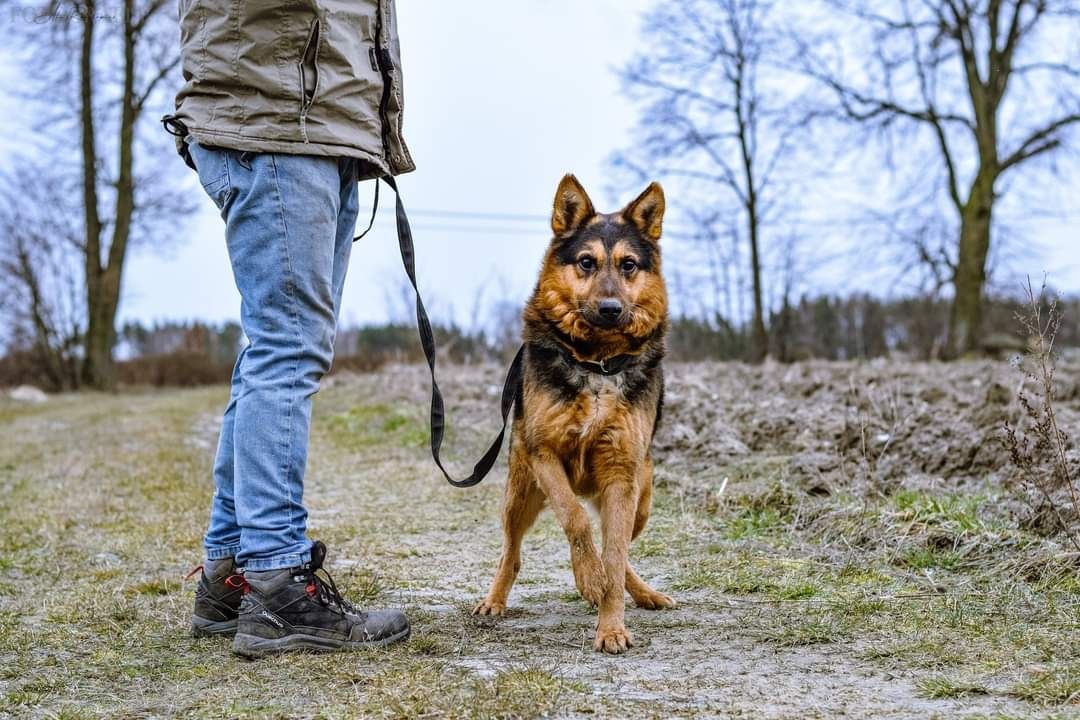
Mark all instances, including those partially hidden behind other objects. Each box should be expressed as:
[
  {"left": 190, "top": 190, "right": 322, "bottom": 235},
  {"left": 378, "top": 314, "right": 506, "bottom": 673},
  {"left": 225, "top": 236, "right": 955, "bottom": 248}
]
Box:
[{"left": 598, "top": 298, "right": 623, "bottom": 318}]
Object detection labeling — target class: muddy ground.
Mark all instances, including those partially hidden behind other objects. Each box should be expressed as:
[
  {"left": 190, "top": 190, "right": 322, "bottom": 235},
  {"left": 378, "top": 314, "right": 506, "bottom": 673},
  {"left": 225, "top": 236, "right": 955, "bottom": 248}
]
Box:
[{"left": 0, "top": 360, "right": 1077, "bottom": 718}]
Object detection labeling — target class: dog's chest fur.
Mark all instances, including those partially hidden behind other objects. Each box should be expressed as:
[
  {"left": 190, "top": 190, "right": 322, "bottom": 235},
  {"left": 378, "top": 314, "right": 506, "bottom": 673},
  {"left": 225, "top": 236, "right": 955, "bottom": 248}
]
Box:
[
  {"left": 518, "top": 344, "right": 662, "bottom": 496},
  {"left": 568, "top": 371, "right": 626, "bottom": 441},
  {"left": 527, "top": 357, "right": 635, "bottom": 440}
]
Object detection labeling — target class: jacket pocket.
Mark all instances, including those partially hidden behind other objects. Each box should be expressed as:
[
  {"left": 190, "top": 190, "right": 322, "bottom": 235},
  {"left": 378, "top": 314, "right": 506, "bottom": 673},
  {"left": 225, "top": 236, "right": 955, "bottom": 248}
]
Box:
[
  {"left": 298, "top": 18, "right": 321, "bottom": 140},
  {"left": 187, "top": 140, "right": 232, "bottom": 209}
]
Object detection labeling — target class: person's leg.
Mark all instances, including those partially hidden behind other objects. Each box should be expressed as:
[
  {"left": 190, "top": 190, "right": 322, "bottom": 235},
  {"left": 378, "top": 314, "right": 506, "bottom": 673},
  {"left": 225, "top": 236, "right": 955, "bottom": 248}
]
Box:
[
  {"left": 186, "top": 139, "right": 346, "bottom": 570},
  {"left": 230, "top": 163, "right": 412, "bottom": 657},
  {"left": 219, "top": 151, "right": 347, "bottom": 571},
  {"left": 187, "top": 144, "right": 408, "bottom": 655}
]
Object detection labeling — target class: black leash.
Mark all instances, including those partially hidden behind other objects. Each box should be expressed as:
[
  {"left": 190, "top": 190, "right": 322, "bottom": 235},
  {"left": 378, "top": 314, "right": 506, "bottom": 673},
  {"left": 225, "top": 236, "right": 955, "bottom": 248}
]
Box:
[
  {"left": 353, "top": 177, "right": 379, "bottom": 240},
  {"left": 374, "top": 176, "right": 525, "bottom": 488},
  {"left": 164, "top": 110, "right": 522, "bottom": 487}
]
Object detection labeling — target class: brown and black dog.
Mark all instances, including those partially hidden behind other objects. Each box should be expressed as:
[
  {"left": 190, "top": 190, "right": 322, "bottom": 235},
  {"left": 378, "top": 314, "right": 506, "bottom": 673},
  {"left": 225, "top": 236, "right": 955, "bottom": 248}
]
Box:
[{"left": 473, "top": 174, "right": 674, "bottom": 654}]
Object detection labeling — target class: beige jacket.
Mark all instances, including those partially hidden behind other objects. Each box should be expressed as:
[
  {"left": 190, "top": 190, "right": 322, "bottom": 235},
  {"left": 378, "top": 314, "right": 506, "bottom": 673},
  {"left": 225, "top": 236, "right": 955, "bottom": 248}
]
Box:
[{"left": 168, "top": 0, "right": 414, "bottom": 179}]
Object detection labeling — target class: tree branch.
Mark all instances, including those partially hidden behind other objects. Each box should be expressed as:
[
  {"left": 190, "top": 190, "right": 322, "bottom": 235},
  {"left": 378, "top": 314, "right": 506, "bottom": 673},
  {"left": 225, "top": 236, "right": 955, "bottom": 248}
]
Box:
[
  {"left": 134, "top": 55, "right": 181, "bottom": 113},
  {"left": 1000, "top": 113, "right": 1080, "bottom": 171},
  {"left": 904, "top": 0, "right": 965, "bottom": 208}
]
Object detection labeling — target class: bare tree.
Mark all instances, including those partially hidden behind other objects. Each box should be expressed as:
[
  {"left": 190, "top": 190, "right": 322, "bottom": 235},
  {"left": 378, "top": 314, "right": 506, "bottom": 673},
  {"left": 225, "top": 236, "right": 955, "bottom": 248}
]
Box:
[
  {"left": 615, "top": 0, "right": 797, "bottom": 363},
  {"left": 4, "top": 0, "right": 188, "bottom": 388},
  {"left": 0, "top": 165, "right": 85, "bottom": 390},
  {"left": 803, "top": 0, "right": 1080, "bottom": 357}
]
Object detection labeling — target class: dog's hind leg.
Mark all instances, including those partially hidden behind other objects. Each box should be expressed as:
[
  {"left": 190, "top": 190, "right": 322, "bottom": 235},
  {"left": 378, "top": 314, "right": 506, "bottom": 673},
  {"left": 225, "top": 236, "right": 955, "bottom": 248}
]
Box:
[
  {"left": 631, "top": 455, "right": 654, "bottom": 540},
  {"left": 474, "top": 442, "right": 546, "bottom": 616},
  {"left": 626, "top": 564, "right": 676, "bottom": 609},
  {"left": 625, "top": 455, "right": 676, "bottom": 609}
]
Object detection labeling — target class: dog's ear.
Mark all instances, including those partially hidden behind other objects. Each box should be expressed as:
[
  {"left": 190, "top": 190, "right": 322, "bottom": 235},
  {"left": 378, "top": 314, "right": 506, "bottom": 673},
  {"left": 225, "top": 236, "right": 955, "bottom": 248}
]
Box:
[
  {"left": 622, "top": 181, "right": 665, "bottom": 242},
  {"left": 551, "top": 174, "right": 596, "bottom": 238}
]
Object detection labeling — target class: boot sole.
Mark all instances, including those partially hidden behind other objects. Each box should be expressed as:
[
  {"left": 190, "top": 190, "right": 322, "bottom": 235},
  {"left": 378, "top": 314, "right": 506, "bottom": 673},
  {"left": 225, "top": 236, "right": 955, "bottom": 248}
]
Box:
[
  {"left": 191, "top": 616, "right": 238, "bottom": 637},
  {"left": 232, "top": 626, "right": 411, "bottom": 658}
]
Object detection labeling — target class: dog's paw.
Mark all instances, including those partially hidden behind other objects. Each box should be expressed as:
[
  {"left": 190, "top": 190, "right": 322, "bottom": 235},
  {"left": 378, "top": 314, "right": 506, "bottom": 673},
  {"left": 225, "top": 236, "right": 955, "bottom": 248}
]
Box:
[
  {"left": 593, "top": 625, "right": 633, "bottom": 654},
  {"left": 472, "top": 598, "right": 507, "bottom": 616},
  {"left": 572, "top": 555, "right": 608, "bottom": 607},
  {"left": 632, "top": 589, "right": 677, "bottom": 610}
]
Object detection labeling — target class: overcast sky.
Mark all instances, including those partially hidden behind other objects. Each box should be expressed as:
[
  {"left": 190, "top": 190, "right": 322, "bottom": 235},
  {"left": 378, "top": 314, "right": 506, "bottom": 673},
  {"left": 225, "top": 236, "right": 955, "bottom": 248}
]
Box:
[
  {"left": 126, "top": 0, "right": 664, "bottom": 330},
  {"left": 1, "top": 0, "right": 1077, "bottom": 331}
]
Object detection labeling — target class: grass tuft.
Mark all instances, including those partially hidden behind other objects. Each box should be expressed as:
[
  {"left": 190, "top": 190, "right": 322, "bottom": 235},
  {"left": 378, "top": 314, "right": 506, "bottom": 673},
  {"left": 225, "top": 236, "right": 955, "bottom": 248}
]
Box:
[
  {"left": 321, "top": 403, "right": 427, "bottom": 450},
  {"left": 917, "top": 675, "right": 992, "bottom": 699},
  {"left": 1008, "top": 665, "right": 1080, "bottom": 706},
  {"left": 362, "top": 664, "right": 585, "bottom": 720}
]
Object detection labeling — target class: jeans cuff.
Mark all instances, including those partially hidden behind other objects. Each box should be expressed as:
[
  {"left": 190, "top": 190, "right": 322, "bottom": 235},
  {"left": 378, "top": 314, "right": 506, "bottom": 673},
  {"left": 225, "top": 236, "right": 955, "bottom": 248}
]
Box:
[
  {"left": 205, "top": 545, "right": 241, "bottom": 561},
  {"left": 242, "top": 551, "right": 312, "bottom": 572}
]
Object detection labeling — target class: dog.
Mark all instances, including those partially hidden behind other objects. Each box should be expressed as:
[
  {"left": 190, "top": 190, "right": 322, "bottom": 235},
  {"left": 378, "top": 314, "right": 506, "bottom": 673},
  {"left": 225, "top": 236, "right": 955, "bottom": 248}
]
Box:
[{"left": 473, "top": 174, "right": 674, "bottom": 654}]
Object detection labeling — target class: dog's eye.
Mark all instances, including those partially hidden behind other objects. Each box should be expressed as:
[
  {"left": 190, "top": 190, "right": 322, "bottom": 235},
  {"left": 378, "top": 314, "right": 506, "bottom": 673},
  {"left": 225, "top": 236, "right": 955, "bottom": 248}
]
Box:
[
  {"left": 621, "top": 259, "right": 638, "bottom": 274},
  {"left": 578, "top": 256, "right": 596, "bottom": 271}
]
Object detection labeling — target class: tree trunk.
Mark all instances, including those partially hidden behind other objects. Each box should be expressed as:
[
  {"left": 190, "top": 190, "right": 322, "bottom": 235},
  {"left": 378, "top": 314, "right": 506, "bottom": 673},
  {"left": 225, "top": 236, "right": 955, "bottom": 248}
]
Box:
[
  {"left": 79, "top": 0, "right": 106, "bottom": 388},
  {"left": 84, "top": 292, "right": 120, "bottom": 388},
  {"left": 738, "top": 98, "right": 767, "bottom": 364},
  {"left": 82, "top": 0, "right": 137, "bottom": 389},
  {"left": 747, "top": 219, "right": 768, "bottom": 363},
  {"left": 948, "top": 172, "right": 994, "bottom": 358}
]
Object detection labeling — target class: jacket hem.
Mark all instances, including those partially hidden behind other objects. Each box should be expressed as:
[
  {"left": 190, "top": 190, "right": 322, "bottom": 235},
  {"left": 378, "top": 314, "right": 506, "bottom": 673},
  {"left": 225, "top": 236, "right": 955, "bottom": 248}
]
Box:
[{"left": 180, "top": 126, "right": 415, "bottom": 179}]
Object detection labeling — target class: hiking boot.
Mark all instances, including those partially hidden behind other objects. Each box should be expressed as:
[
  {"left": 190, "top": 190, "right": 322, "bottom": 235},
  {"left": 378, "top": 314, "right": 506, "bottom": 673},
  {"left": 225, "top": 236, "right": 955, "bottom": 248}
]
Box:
[
  {"left": 189, "top": 556, "right": 245, "bottom": 637},
  {"left": 232, "top": 541, "right": 410, "bottom": 658}
]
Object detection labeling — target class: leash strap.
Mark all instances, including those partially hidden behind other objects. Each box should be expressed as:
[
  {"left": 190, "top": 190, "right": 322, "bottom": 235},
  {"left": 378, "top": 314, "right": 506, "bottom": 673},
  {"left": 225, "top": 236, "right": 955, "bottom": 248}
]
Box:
[
  {"left": 160, "top": 111, "right": 518, "bottom": 485},
  {"left": 381, "top": 175, "right": 525, "bottom": 487},
  {"left": 353, "top": 178, "right": 379, "bottom": 241}
]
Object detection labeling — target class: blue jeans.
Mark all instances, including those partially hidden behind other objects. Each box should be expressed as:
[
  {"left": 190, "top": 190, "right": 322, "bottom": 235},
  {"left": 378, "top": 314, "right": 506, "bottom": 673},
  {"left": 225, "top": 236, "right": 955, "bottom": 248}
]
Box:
[{"left": 188, "top": 140, "right": 359, "bottom": 571}]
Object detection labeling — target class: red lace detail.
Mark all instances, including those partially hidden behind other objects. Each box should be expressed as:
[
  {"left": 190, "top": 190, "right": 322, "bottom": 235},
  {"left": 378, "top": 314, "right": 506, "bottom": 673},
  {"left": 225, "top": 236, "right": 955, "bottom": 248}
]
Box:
[
  {"left": 306, "top": 582, "right": 317, "bottom": 597},
  {"left": 184, "top": 564, "right": 204, "bottom": 581},
  {"left": 224, "top": 574, "right": 251, "bottom": 594}
]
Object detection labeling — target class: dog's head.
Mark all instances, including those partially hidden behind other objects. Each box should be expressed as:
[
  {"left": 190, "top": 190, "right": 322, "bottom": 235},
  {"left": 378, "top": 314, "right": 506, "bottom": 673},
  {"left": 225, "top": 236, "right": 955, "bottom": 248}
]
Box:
[{"left": 533, "top": 174, "right": 668, "bottom": 350}]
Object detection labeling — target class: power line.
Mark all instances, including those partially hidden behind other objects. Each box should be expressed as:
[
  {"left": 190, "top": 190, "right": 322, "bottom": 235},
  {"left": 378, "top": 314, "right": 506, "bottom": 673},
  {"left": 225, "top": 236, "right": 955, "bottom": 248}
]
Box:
[
  {"left": 396, "top": 223, "right": 701, "bottom": 237},
  {"left": 376, "top": 207, "right": 549, "bottom": 222},
  {"left": 404, "top": 224, "right": 545, "bottom": 236}
]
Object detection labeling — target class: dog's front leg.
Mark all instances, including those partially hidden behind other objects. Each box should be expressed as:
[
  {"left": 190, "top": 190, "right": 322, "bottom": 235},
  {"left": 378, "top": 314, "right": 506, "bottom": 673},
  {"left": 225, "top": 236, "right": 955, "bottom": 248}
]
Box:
[
  {"left": 531, "top": 451, "right": 608, "bottom": 606},
  {"left": 594, "top": 478, "right": 638, "bottom": 654},
  {"left": 475, "top": 441, "right": 546, "bottom": 616}
]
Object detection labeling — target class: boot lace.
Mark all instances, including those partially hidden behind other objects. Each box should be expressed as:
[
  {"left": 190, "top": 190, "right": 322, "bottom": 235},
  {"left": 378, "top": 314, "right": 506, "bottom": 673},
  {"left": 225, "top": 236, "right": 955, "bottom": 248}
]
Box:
[{"left": 303, "top": 565, "right": 355, "bottom": 613}]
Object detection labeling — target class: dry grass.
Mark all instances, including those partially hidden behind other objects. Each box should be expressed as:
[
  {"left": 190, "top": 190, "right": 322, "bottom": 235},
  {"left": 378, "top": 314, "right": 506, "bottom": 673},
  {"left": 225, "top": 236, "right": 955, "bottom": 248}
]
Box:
[{"left": 0, "top": 360, "right": 1078, "bottom": 718}]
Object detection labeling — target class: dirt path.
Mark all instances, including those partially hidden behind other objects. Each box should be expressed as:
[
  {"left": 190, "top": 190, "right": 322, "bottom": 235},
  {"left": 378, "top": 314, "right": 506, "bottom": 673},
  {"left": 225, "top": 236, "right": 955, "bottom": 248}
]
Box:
[{"left": 0, "top": 363, "right": 1076, "bottom": 718}]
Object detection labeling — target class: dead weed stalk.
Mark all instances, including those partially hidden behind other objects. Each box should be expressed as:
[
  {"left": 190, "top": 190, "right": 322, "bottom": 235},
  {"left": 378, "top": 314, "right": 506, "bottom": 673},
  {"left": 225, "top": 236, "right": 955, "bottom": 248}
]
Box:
[{"left": 1003, "top": 278, "right": 1080, "bottom": 553}]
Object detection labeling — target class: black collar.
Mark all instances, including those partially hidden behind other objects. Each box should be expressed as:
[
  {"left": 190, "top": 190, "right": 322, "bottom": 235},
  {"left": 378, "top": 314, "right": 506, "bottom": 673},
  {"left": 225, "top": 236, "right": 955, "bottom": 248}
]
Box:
[
  {"left": 536, "top": 322, "right": 638, "bottom": 377},
  {"left": 571, "top": 353, "right": 634, "bottom": 376}
]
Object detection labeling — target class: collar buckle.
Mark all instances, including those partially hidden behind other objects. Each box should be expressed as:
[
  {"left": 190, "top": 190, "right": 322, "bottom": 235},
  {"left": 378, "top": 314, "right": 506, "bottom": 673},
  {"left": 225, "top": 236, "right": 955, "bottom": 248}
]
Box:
[{"left": 582, "top": 355, "right": 627, "bottom": 376}]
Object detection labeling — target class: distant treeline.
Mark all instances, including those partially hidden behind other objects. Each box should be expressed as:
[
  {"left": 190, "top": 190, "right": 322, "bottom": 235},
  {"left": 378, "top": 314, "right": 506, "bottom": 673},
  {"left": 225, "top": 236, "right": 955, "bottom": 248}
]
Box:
[
  {"left": 0, "top": 320, "right": 499, "bottom": 389},
  {"left": 1, "top": 293, "right": 1074, "bottom": 390},
  {"left": 670, "top": 293, "right": 1077, "bottom": 362}
]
